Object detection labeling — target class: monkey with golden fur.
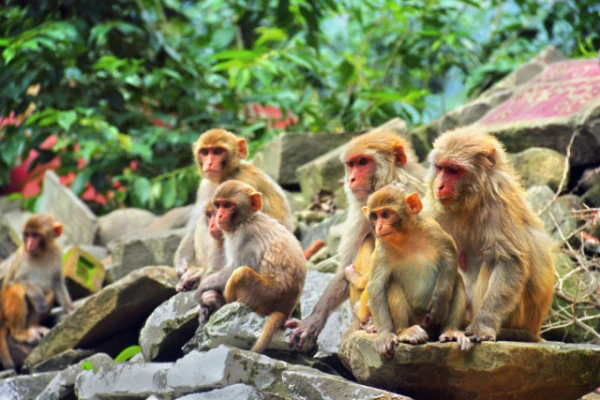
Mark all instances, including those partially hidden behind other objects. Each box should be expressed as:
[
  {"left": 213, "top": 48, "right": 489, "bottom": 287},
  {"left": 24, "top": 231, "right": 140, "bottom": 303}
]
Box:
[
  {"left": 426, "top": 127, "right": 555, "bottom": 342},
  {"left": 287, "top": 129, "right": 426, "bottom": 349},
  {"left": 365, "top": 183, "right": 470, "bottom": 358},
  {"left": 174, "top": 129, "right": 293, "bottom": 290},
  {"left": 0, "top": 214, "right": 74, "bottom": 370},
  {"left": 196, "top": 180, "right": 306, "bottom": 353}
]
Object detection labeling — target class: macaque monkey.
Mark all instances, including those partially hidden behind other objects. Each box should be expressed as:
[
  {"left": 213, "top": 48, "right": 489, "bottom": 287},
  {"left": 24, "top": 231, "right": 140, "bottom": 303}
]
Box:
[
  {"left": 0, "top": 214, "right": 74, "bottom": 370},
  {"left": 427, "top": 127, "right": 555, "bottom": 342},
  {"left": 174, "top": 129, "right": 293, "bottom": 281},
  {"left": 288, "top": 129, "right": 426, "bottom": 349},
  {"left": 364, "top": 183, "right": 469, "bottom": 358},
  {"left": 176, "top": 202, "right": 224, "bottom": 292},
  {"left": 344, "top": 235, "right": 375, "bottom": 325},
  {"left": 196, "top": 180, "right": 305, "bottom": 353}
]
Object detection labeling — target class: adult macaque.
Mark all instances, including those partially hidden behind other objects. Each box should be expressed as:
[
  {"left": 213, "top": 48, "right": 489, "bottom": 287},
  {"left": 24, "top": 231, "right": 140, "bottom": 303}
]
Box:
[
  {"left": 173, "top": 128, "right": 294, "bottom": 280},
  {"left": 196, "top": 180, "right": 305, "bottom": 353},
  {"left": 288, "top": 129, "right": 426, "bottom": 349},
  {"left": 0, "top": 214, "right": 74, "bottom": 370},
  {"left": 365, "top": 183, "right": 469, "bottom": 358},
  {"left": 176, "top": 202, "right": 224, "bottom": 292},
  {"left": 427, "top": 127, "right": 555, "bottom": 342}
]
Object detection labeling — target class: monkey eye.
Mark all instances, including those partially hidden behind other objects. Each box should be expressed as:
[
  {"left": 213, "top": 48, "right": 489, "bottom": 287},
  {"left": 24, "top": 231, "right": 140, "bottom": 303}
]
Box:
[
  {"left": 213, "top": 148, "right": 224, "bottom": 155},
  {"left": 346, "top": 161, "right": 354, "bottom": 168},
  {"left": 223, "top": 202, "right": 232, "bottom": 209},
  {"left": 447, "top": 166, "right": 460, "bottom": 175},
  {"left": 200, "top": 148, "right": 209, "bottom": 156},
  {"left": 435, "top": 165, "right": 443, "bottom": 173},
  {"left": 214, "top": 203, "right": 220, "bottom": 209},
  {"left": 358, "top": 157, "right": 368, "bottom": 166},
  {"left": 382, "top": 210, "right": 390, "bottom": 219},
  {"left": 369, "top": 212, "right": 377, "bottom": 221},
  {"left": 206, "top": 212, "right": 211, "bottom": 219}
]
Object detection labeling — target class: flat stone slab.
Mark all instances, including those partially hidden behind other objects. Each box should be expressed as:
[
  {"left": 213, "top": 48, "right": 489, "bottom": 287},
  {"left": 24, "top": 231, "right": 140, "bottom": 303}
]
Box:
[
  {"left": 0, "top": 371, "right": 58, "bottom": 400},
  {"left": 340, "top": 330, "right": 600, "bottom": 400},
  {"left": 24, "top": 266, "right": 177, "bottom": 369}
]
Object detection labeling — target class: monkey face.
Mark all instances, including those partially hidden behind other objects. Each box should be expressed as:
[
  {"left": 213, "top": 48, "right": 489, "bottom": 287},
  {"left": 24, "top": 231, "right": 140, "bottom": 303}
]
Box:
[
  {"left": 24, "top": 229, "right": 45, "bottom": 253},
  {"left": 344, "top": 154, "right": 375, "bottom": 199},
  {"left": 205, "top": 210, "right": 223, "bottom": 239},
  {"left": 198, "top": 146, "right": 228, "bottom": 179},
  {"left": 433, "top": 162, "right": 466, "bottom": 207},
  {"left": 213, "top": 199, "right": 236, "bottom": 232},
  {"left": 365, "top": 208, "right": 401, "bottom": 240}
]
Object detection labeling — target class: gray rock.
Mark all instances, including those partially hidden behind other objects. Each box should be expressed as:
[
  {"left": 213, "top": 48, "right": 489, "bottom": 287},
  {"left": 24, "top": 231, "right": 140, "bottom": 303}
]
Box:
[
  {"left": 183, "top": 302, "right": 316, "bottom": 355},
  {"left": 327, "top": 223, "right": 345, "bottom": 255},
  {"left": 301, "top": 270, "right": 352, "bottom": 356},
  {"left": 141, "top": 205, "right": 195, "bottom": 234},
  {"left": 24, "top": 266, "right": 177, "bottom": 369},
  {"left": 140, "top": 291, "right": 200, "bottom": 361},
  {"left": 40, "top": 170, "right": 98, "bottom": 245},
  {"left": 311, "top": 256, "right": 338, "bottom": 274},
  {"left": 340, "top": 330, "right": 600, "bottom": 400},
  {"left": 307, "top": 245, "right": 330, "bottom": 264},
  {"left": 526, "top": 185, "right": 577, "bottom": 244},
  {"left": 509, "top": 147, "right": 567, "bottom": 190},
  {"left": 0, "top": 196, "right": 20, "bottom": 213},
  {"left": 176, "top": 384, "right": 276, "bottom": 400},
  {"left": 0, "top": 371, "right": 58, "bottom": 399},
  {"left": 3, "top": 209, "right": 33, "bottom": 237},
  {"left": 253, "top": 132, "right": 361, "bottom": 186},
  {"left": 35, "top": 353, "right": 113, "bottom": 400},
  {"left": 108, "top": 229, "right": 185, "bottom": 280},
  {"left": 0, "top": 213, "right": 20, "bottom": 262},
  {"left": 0, "top": 370, "right": 16, "bottom": 383},
  {"left": 300, "top": 212, "right": 346, "bottom": 250},
  {"left": 97, "top": 208, "right": 157, "bottom": 245},
  {"left": 28, "top": 348, "right": 95, "bottom": 373},
  {"left": 284, "top": 191, "right": 306, "bottom": 213}
]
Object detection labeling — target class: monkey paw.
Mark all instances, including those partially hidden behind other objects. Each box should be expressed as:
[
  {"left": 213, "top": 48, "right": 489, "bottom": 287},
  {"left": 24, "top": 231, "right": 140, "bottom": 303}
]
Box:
[
  {"left": 344, "top": 265, "right": 358, "bottom": 281},
  {"left": 398, "top": 325, "right": 429, "bottom": 345},
  {"left": 285, "top": 316, "right": 322, "bottom": 351},
  {"left": 374, "top": 331, "right": 399, "bottom": 359},
  {"left": 362, "top": 324, "right": 377, "bottom": 333},
  {"left": 465, "top": 323, "right": 496, "bottom": 342},
  {"left": 439, "top": 329, "right": 472, "bottom": 351},
  {"left": 176, "top": 270, "right": 202, "bottom": 292}
]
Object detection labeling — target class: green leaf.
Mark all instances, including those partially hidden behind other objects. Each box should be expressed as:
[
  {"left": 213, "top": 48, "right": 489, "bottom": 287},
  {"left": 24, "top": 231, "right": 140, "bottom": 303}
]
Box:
[
  {"left": 81, "top": 361, "right": 94, "bottom": 371},
  {"left": 133, "top": 177, "right": 152, "bottom": 206},
  {"left": 117, "top": 134, "right": 133, "bottom": 152},
  {"left": 72, "top": 170, "right": 93, "bottom": 195},
  {"left": 58, "top": 111, "right": 77, "bottom": 132},
  {"left": 211, "top": 28, "right": 236, "bottom": 49},
  {"left": 114, "top": 345, "right": 141, "bottom": 362},
  {"left": 162, "top": 177, "right": 177, "bottom": 209}
]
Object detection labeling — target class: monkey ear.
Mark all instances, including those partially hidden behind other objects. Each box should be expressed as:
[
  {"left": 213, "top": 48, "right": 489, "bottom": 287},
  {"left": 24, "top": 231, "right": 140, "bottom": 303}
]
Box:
[
  {"left": 237, "top": 138, "right": 248, "bottom": 159},
  {"left": 249, "top": 192, "right": 262, "bottom": 212},
  {"left": 362, "top": 206, "right": 369, "bottom": 218},
  {"left": 394, "top": 144, "right": 407, "bottom": 167},
  {"left": 481, "top": 149, "right": 496, "bottom": 169},
  {"left": 404, "top": 193, "right": 423, "bottom": 215},
  {"left": 52, "top": 222, "right": 63, "bottom": 238}
]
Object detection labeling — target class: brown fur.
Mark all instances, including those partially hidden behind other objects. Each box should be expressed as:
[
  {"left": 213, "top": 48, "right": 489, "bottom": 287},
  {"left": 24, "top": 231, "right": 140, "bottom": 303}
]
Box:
[
  {"left": 287, "top": 128, "right": 426, "bottom": 350},
  {"left": 426, "top": 127, "right": 555, "bottom": 341},
  {"left": 197, "top": 180, "right": 306, "bottom": 353},
  {"left": 365, "top": 184, "right": 469, "bottom": 358}
]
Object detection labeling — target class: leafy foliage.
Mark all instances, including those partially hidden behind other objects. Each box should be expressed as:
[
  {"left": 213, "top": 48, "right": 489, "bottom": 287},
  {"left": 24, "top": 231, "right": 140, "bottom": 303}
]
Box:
[{"left": 0, "top": 0, "right": 598, "bottom": 214}]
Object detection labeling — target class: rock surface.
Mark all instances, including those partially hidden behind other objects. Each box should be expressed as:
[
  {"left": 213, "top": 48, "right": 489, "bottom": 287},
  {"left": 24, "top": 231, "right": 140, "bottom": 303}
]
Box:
[
  {"left": 140, "top": 291, "right": 200, "bottom": 361},
  {"left": 24, "top": 266, "right": 177, "bottom": 369},
  {"left": 509, "top": 147, "right": 566, "bottom": 190},
  {"left": 76, "top": 345, "right": 409, "bottom": 400},
  {"left": 28, "top": 348, "right": 95, "bottom": 373},
  {"left": 96, "top": 208, "right": 157, "bottom": 245},
  {"left": 108, "top": 229, "right": 184, "bottom": 280},
  {"left": 141, "top": 204, "right": 195, "bottom": 233},
  {"left": 526, "top": 185, "right": 576, "bottom": 244},
  {"left": 300, "top": 212, "right": 346, "bottom": 249},
  {"left": 253, "top": 131, "right": 360, "bottom": 186},
  {"left": 0, "top": 213, "right": 20, "bottom": 262},
  {"left": 0, "top": 371, "right": 58, "bottom": 399},
  {"left": 340, "top": 330, "right": 600, "bottom": 400}
]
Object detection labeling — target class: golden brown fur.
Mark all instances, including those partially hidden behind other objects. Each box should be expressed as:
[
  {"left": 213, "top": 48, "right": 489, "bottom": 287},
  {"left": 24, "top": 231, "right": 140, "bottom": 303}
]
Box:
[{"left": 426, "top": 127, "right": 555, "bottom": 341}]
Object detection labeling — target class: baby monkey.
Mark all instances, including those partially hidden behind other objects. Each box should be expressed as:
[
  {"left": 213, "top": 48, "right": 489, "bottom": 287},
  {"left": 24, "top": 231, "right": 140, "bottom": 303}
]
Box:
[{"left": 364, "top": 183, "right": 470, "bottom": 358}]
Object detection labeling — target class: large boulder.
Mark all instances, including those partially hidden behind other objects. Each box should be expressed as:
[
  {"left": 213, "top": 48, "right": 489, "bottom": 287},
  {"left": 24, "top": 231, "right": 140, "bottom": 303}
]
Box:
[
  {"left": 300, "top": 212, "right": 346, "bottom": 250},
  {"left": 0, "top": 371, "right": 58, "bottom": 399},
  {"left": 141, "top": 204, "right": 195, "bottom": 234},
  {"left": 75, "top": 345, "right": 409, "bottom": 400},
  {"left": 526, "top": 185, "right": 576, "bottom": 244},
  {"left": 140, "top": 291, "right": 200, "bottom": 361},
  {"left": 96, "top": 208, "right": 157, "bottom": 245},
  {"left": 296, "top": 118, "right": 409, "bottom": 208},
  {"left": 340, "top": 330, "right": 600, "bottom": 400},
  {"left": 24, "top": 266, "right": 177, "bottom": 369},
  {"left": 253, "top": 132, "right": 361, "bottom": 186},
  {"left": 0, "top": 213, "right": 20, "bottom": 262},
  {"left": 509, "top": 147, "right": 567, "bottom": 190},
  {"left": 107, "top": 229, "right": 185, "bottom": 280}
]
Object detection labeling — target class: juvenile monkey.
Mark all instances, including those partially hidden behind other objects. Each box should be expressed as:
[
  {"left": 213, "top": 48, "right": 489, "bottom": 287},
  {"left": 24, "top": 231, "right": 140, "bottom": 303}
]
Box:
[
  {"left": 174, "top": 129, "right": 293, "bottom": 279},
  {"left": 197, "top": 180, "right": 305, "bottom": 353},
  {"left": 427, "top": 127, "right": 555, "bottom": 342},
  {"left": 176, "top": 202, "right": 224, "bottom": 292},
  {"left": 0, "top": 214, "right": 74, "bottom": 369},
  {"left": 364, "top": 183, "right": 469, "bottom": 358},
  {"left": 288, "top": 129, "right": 426, "bottom": 349}
]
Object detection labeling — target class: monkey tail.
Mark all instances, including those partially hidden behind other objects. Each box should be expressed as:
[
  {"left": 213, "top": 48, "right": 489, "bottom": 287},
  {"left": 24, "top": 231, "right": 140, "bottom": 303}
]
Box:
[
  {"left": 251, "top": 311, "right": 287, "bottom": 353},
  {"left": 0, "top": 326, "right": 15, "bottom": 371},
  {"left": 496, "top": 328, "right": 540, "bottom": 342}
]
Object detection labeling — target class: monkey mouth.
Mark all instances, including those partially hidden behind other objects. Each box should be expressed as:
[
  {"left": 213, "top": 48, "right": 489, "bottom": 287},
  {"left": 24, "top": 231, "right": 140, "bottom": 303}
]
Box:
[
  {"left": 377, "top": 232, "right": 392, "bottom": 238},
  {"left": 437, "top": 197, "right": 454, "bottom": 206},
  {"left": 351, "top": 189, "right": 371, "bottom": 197},
  {"left": 216, "top": 222, "right": 231, "bottom": 231}
]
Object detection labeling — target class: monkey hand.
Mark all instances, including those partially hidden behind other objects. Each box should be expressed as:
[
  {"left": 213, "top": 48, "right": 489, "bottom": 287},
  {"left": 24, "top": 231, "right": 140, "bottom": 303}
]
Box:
[
  {"left": 374, "top": 331, "right": 399, "bottom": 359},
  {"left": 285, "top": 314, "right": 324, "bottom": 350},
  {"left": 465, "top": 321, "right": 496, "bottom": 342},
  {"left": 197, "top": 290, "right": 224, "bottom": 325},
  {"left": 344, "top": 265, "right": 359, "bottom": 283},
  {"left": 175, "top": 258, "right": 190, "bottom": 279},
  {"left": 427, "top": 297, "right": 449, "bottom": 327},
  {"left": 177, "top": 269, "right": 202, "bottom": 292}
]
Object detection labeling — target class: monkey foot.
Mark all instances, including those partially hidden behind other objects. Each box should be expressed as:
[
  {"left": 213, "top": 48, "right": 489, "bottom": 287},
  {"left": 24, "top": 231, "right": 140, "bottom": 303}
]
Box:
[
  {"left": 12, "top": 328, "right": 42, "bottom": 344},
  {"left": 439, "top": 329, "right": 472, "bottom": 351},
  {"left": 374, "top": 331, "right": 399, "bottom": 359},
  {"left": 397, "top": 325, "right": 428, "bottom": 344},
  {"left": 465, "top": 323, "right": 496, "bottom": 342},
  {"left": 360, "top": 322, "right": 377, "bottom": 333}
]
